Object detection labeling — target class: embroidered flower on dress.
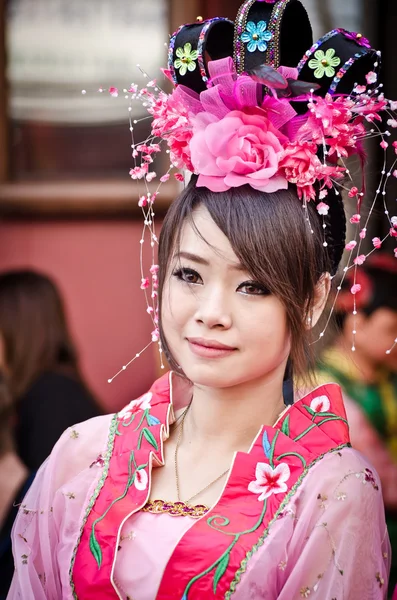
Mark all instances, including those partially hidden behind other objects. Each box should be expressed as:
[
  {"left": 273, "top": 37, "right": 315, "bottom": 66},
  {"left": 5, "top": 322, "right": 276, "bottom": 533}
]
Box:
[
  {"left": 248, "top": 462, "right": 290, "bottom": 501},
  {"left": 174, "top": 43, "right": 199, "bottom": 76},
  {"left": 310, "top": 395, "right": 330, "bottom": 413},
  {"left": 134, "top": 468, "right": 148, "bottom": 491},
  {"left": 364, "top": 468, "right": 379, "bottom": 490},
  {"left": 300, "top": 587, "right": 311, "bottom": 598},
  {"left": 241, "top": 21, "right": 273, "bottom": 53},
  {"left": 119, "top": 392, "right": 153, "bottom": 421},
  {"left": 308, "top": 49, "right": 341, "bottom": 79}
]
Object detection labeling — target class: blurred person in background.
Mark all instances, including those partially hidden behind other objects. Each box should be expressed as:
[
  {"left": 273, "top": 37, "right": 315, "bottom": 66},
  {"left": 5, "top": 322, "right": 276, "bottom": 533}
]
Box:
[
  {"left": 315, "top": 253, "right": 397, "bottom": 595},
  {"left": 0, "top": 370, "right": 34, "bottom": 599},
  {"left": 0, "top": 270, "right": 101, "bottom": 471}
]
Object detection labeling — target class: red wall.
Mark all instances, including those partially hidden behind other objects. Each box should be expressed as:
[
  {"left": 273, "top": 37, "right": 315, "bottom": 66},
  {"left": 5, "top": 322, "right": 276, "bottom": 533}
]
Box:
[{"left": 0, "top": 219, "right": 159, "bottom": 412}]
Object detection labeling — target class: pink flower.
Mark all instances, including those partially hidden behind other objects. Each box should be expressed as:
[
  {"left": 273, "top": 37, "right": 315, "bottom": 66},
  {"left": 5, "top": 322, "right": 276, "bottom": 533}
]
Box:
[
  {"left": 390, "top": 227, "right": 397, "bottom": 238},
  {"left": 372, "top": 237, "right": 382, "bottom": 249},
  {"left": 366, "top": 71, "right": 377, "bottom": 85},
  {"left": 345, "top": 240, "right": 357, "bottom": 251},
  {"left": 310, "top": 395, "right": 330, "bottom": 413},
  {"left": 354, "top": 254, "right": 366, "bottom": 265},
  {"left": 348, "top": 187, "right": 359, "bottom": 198},
  {"left": 150, "top": 264, "right": 159, "bottom": 275},
  {"left": 350, "top": 214, "right": 361, "bottom": 224},
  {"left": 393, "top": 142, "right": 397, "bottom": 155},
  {"left": 319, "top": 189, "right": 329, "bottom": 200},
  {"left": 248, "top": 462, "right": 290, "bottom": 501},
  {"left": 109, "top": 87, "right": 119, "bottom": 97},
  {"left": 191, "top": 110, "right": 288, "bottom": 193},
  {"left": 317, "top": 202, "right": 329, "bottom": 216},
  {"left": 393, "top": 170, "right": 397, "bottom": 178},
  {"left": 360, "top": 228, "right": 367, "bottom": 239},
  {"left": 351, "top": 284, "right": 362, "bottom": 295},
  {"left": 394, "top": 248, "right": 397, "bottom": 258},
  {"left": 279, "top": 142, "right": 322, "bottom": 201},
  {"left": 134, "top": 468, "right": 148, "bottom": 491},
  {"left": 354, "top": 85, "right": 366, "bottom": 94},
  {"left": 146, "top": 172, "right": 157, "bottom": 182},
  {"left": 380, "top": 141, "right": 389, "bottom": 150},
  {"left": 151, "top": 328, "right": 160, "bottom": 342},
  {"left": 387, "top": 119, "right": 397, "bottom": 128},
  {"left": 138, "top": 196, "right": 147, "bottom": 207},
  {"left": 175, "top": 173, "right": 184, "bottom": 182},
  {"left": 140, "top": 278, "right": 150, "bottom": 290},
  {"left": 119, "top": 392, "right": 153, "bottom": 421},
  {"left": 160, "top": 173, "right": 170, "bottom": 183},
  {"left": 128, "top": 84, "right": 138, "bottom": 94}
]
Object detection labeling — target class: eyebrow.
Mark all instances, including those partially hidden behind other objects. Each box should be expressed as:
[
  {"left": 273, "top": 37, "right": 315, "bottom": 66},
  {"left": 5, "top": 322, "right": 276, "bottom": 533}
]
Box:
[{"left": 175, "top": 251, "right": 245, "bottom": 271}]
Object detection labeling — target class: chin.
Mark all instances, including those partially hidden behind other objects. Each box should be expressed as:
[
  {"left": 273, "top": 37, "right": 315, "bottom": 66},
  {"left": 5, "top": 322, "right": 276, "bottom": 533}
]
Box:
[{"left": 180, "top": 362, "right": 241, "bottom": 389}]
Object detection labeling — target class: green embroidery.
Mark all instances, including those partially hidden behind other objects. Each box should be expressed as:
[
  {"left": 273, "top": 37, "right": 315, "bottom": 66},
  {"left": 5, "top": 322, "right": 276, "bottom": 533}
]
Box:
[
  {"left": 281, "top": 414, "right": 290, "bottom": 436},
  {"left": 182, "top": 500, "right": 268, "bottom": 598},
  {"left": 89, "top": 450, "right": 148, "bottom": 567},
  {"left": 225, "top": 443, "right": 350, "bottom": 598},
  {"left": 69, "top": 414, "right": 118, "bottom": 599},
  {"left": 138, "top": 427, "right": 158, "bottom": 451}
]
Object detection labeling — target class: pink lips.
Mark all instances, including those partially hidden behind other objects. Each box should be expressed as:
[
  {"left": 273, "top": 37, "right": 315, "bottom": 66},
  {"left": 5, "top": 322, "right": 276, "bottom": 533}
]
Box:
[{"left": 187, "top": 337, "right": 237, "bottom": 359}]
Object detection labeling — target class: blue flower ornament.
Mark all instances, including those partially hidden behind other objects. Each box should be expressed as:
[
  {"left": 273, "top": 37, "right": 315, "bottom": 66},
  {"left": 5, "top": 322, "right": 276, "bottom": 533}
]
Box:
[{"left": 241, "top": 21, "right": 273, "bottom": 53}]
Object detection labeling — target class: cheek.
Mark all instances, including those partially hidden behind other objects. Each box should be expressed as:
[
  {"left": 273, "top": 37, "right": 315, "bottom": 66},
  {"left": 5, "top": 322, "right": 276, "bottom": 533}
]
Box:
[{"left": 161, "top": 281, "right": 195, "bottom": 341}]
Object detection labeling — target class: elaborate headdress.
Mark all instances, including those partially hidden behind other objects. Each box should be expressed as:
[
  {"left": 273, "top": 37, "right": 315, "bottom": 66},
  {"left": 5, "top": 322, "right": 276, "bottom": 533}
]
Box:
[{"left": 103, "top": 0, "right": 397, "bottom": 381}]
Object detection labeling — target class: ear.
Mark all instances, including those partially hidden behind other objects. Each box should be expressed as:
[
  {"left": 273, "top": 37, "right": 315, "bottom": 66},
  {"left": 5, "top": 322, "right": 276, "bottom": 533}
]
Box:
[{"left": 307, "top": 273, "right": 331, "bottom": 329}]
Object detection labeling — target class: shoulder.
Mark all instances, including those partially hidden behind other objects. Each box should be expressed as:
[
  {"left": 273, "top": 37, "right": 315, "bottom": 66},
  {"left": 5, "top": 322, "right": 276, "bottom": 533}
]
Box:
[
  {"left": 48, "top": 412, "right": 117, "bottom": 491},
  {"left": 300, "top": 446, "right": 385, "bottom": 517}
]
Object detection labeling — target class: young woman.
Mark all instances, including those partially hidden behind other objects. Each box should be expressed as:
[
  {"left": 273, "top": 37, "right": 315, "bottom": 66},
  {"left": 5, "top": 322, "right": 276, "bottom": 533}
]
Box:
[
  {"left": 0, "top": 270, "right": 100, "bottom": 470},
  {"left": 7, "top": 1, "right": 393, "bottom": 598}
]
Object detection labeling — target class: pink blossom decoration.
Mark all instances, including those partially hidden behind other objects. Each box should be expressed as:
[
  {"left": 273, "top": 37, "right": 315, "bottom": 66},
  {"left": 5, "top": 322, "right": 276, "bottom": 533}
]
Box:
[
  {"left": 146, "top": 172, "right": 157, "bottom": 182},
  {"left": 316, "top": 202, "right": 330, "bottom": 216},
  {"left": 391, "top": 217, "right": 397, "bottom": 226},
  {"left": 319, "top": 189, "right": 328, "bottom": 200},
  {"left": 393, "top": 170, "right": 397, "bottom": 178},
  {"left": 348, "top": 187, "right": 359, "bottom": 198},
  {"left": 394, "top": 248, "right": 397, "bottom": 258},
  {"left": 393, "top": 141, "right": 397, "bottom": 155},
  {"left": 191, "top": 110, "right": 288, "bottom": 193},
  {"left": 310, "top": 395, "right": 330, "bottom": 413},
  {"left": 134, "top": 468, "right": 148, "bottom": 491},
  {"left": 354, "top": 254, "right": 366, "bottom": 265},
  {"left": 151, "top": 328, "right": 160, "bottom": 342},
  {"left": 372, "top": 237, "right": 382, "bottom": 249},
  {"left": 138, "top": 196, "right": 147, "bottom": 207},
  {"left": 109, "top": 87, "right": 119, "bottom": 97},
  {"left": 387, "top": 119, "right": 397, "bottom": 129},
  {"left": 140, "top": 278, "right": 150, "bottom": 290},
  {"left": 354, "top": 85, "right": 366, "bottom": 94},
  {"left": 390, "top": 100, "right": 397, "bottom": 111},
  {"left": 350, "top": 214, "right": 361, "bottom": 224},
  {"left": 366, "top": 71, "right": 377, "bottom": 85},
  {"left": 380, "top": 141, "right": 389, "bottom": 150},
  {"left": 128, "top": 84, "right": 138, "bottom": 94},
  {"left": 360, "top": 228, "right": 367, "bottom": 239},
  {"left": 341, "top": 30, "right": 371, "bottom": 48},
  {"left": 390, "top": 228, "right": 397, "bottom": 238},
  {"left": 279, "top": 142, "right": 323, "bottom": 201},
  {"left": 248, "top": 462, "right": 290, "bottom": 501},
  {"left": 160, "top": 173, "right": 170, "bottom": 183},
  {"left": 351, "top": 284, "right": 362, "bottom": 295},
  {"left": 150, "top": 264, "right": 159, "bottom": 275},
  {"left": 118, "top": 392, "right": 153, "bottom": 421},
  {"left": 345, "top": 240, "right": 357, "bottom": 251},
  {"left": 175, "top": 173, "right": 184, "bottom": 182}
]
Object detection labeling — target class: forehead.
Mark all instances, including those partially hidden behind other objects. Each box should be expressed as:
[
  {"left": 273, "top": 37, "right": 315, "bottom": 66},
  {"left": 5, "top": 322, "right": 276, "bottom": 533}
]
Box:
[{"left": 178, "top": 205, "right": 241, "bottom": 266}]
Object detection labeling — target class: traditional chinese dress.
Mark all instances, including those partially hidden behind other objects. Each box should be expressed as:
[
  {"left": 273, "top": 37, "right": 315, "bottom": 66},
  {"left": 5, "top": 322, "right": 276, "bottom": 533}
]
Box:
[{"left": 8, "top": 373, "right": 390, "bottom": 599}]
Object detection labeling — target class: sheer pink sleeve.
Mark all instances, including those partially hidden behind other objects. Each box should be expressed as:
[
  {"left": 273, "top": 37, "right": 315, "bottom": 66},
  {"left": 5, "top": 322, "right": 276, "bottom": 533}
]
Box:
[
  {"left": 343, "top": 396, "right": 397, "bottom": 509},
  {"left": 7, "top": 414, "right": 114, "bottom": 599},
  {"left": 278, "top": 448, "right": 391, "bottom": 599}
]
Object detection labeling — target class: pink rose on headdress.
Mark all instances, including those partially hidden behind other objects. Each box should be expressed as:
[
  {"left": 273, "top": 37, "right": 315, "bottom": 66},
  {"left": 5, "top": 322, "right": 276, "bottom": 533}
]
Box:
[
  {"left": 190, "top": 110, "right": 288, "bottom": 193},
  {"left": 278, "top": 142, "right": 321, "bottom": 201}
]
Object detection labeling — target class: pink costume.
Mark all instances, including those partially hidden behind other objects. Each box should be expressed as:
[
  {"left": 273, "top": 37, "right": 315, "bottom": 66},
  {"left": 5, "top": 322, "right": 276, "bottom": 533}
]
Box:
[{"left": 8, "top": 372, "right": 390, "bottom": 599}]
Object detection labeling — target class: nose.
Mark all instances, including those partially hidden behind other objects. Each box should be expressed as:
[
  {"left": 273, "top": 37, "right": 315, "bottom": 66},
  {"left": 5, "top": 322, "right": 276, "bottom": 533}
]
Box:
[{"left": 194, "top": 286, "right": 232, "bottom": 330}]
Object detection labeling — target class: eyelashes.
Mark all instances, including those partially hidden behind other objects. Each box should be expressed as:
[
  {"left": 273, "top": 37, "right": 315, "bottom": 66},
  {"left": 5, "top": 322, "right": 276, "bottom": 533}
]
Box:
[{"left": 172, "top": 267, "right": 270, "bottom": 296}]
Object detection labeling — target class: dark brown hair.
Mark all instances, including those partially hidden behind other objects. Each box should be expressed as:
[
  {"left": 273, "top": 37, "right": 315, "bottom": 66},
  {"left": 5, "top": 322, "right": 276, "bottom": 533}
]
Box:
[
  {"left": 0, "top": 270, "right": 87, "bottom": 399},
  {"left": 158, "top": 178, "right": 345, "bottom": 381}
]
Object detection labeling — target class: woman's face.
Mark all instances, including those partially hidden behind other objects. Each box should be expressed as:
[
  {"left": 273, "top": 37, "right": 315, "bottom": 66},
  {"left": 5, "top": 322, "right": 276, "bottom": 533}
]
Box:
[{"left": 161, "top": 206, "right": 291, "bottom": 389}]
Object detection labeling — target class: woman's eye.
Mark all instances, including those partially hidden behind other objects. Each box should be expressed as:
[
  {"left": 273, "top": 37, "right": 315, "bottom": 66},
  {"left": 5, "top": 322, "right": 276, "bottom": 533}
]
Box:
[
  {"left": 238, "top": 282, "right": 269, "bottom": 296},
  {"left": 173, "top": 268, "right": 202, "bottom": 285}
]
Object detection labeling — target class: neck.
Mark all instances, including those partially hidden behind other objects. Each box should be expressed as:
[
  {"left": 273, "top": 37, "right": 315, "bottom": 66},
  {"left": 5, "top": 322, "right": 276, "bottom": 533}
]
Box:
[
  {"left": 0, "top": 452, "right": 28, "bottom": 529},
  {"left": 186, "top": 369, "right": 286, "bottom": 453},
  {"left": 333, "top": 337, "right": 380, "bottom": 383}
]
